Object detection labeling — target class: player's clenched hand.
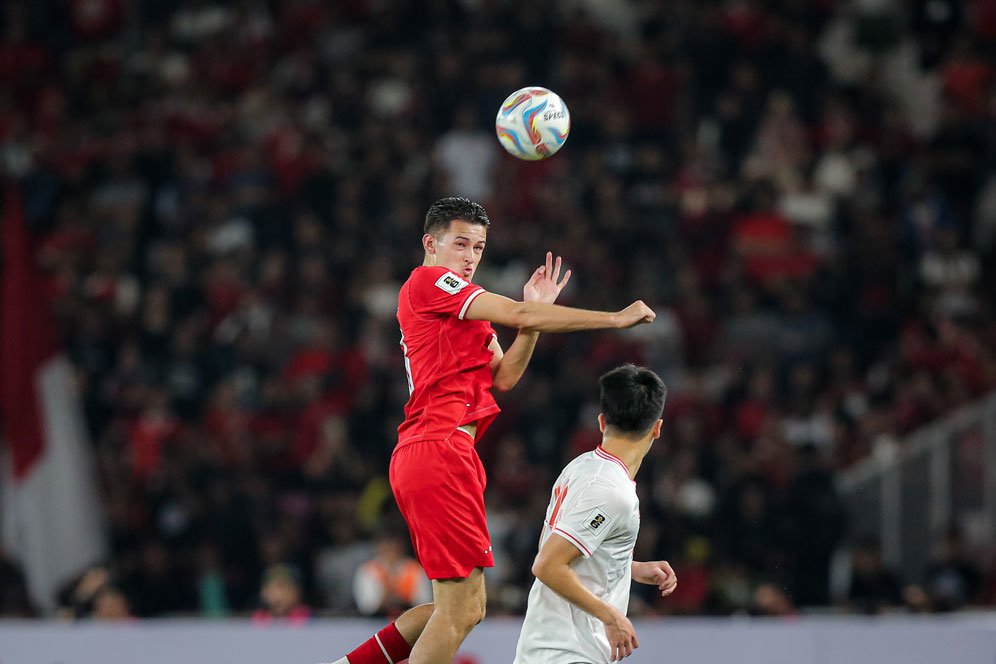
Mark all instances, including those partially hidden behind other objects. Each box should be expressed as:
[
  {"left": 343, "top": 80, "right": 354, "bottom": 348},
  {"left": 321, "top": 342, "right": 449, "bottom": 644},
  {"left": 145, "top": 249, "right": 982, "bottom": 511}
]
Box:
[
  {"left": 614, "top": 301, "right": 655, "bottom": 328},
  {"left": 523, "top": 251, "right": 572, "bottom": 304},
  {"left": 602, "top": 605, "right": 639, "bottom": 661},
  {"left": 633, "top": 560, "right": 678, "bottom": 597}
]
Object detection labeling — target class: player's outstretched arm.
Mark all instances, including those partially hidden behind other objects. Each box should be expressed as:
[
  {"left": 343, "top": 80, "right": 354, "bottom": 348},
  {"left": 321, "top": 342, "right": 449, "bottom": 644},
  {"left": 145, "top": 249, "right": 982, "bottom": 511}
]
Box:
[
  {"left": 491, "top": 252, "right": 572, "bottom": 391},
  {"left": 465, "top": 293, "right": 655, "bottom": 333},
  {"left": 532, "top": 536, "right": 639, "bottom": 661},
  {"left": 632, "top": 560, "right": 678, "bottom": 597}
]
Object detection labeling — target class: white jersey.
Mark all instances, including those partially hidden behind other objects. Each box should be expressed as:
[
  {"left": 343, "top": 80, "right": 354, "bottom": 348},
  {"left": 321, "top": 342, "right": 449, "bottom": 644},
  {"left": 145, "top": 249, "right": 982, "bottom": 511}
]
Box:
[{"left": 514, "top": 447, "right": 640, "bottom": 664}]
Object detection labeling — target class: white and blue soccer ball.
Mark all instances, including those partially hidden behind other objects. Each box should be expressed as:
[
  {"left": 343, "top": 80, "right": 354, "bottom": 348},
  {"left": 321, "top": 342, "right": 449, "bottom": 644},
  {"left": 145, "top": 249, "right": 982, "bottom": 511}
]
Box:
[{"left": 495, "top": 87, "right": 571, "bottom": 161}]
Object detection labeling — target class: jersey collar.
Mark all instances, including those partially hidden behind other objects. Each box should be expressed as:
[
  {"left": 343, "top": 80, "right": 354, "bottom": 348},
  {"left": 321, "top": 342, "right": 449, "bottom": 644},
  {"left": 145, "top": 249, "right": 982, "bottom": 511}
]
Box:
[{"left": 595, "top": 446, "right": 632, "bottom": 479}]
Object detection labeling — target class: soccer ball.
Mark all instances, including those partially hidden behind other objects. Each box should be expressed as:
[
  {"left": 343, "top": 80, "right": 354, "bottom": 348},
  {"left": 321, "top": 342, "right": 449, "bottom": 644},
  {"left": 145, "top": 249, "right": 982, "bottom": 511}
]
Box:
[{"left": 495, "top": 87, "right": 570, "bottom": 161}]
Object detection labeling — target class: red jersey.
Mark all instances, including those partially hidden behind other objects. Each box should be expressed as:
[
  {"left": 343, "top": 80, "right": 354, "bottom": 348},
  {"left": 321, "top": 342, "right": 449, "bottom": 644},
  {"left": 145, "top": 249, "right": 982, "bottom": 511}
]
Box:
[{"left": 396, "top": 266, "right": 501, "bottom": 447}]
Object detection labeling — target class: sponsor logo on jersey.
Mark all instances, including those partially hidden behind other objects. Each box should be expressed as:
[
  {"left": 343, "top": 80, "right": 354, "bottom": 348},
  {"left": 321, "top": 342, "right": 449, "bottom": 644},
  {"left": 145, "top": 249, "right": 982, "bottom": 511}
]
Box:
[
  {"left": 583, "top": 507, "right": 613, "bottom": 534},
  {"left": 434, "top": 271, "right": 469, "bottom": 295}
]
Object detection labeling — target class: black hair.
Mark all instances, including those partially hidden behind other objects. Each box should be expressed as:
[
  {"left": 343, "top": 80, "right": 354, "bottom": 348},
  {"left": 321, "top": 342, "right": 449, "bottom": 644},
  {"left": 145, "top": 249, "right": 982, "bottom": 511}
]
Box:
[
  {"left": 599, "top": 364, "right": 667, "bottom": 436},
  {"left": 424, "top": 197, "right": 491, "bottom": 237}
]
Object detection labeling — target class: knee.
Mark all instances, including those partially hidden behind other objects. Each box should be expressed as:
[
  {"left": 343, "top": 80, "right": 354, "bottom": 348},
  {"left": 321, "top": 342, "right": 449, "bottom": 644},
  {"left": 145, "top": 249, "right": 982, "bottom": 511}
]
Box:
[
  {"left": 444, "top": 598, "right": 485, "bottom": 634},
  {"left": 458, "top": 601, "right": 486, "bottom": 632}
]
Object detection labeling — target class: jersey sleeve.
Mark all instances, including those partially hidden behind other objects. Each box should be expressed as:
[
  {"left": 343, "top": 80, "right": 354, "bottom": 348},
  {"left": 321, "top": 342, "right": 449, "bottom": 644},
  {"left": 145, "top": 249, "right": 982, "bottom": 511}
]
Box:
[
  {"left": 407, "top": 266, "right": 487, "bottom": 320},
  {"left": 549, "top": 477, "right": 630, "bottom": 559}
]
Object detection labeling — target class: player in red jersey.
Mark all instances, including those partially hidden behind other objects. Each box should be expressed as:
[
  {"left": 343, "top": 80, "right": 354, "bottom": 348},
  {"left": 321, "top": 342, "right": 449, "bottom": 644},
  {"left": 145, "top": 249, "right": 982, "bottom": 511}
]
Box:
[{"left": 327, "top": 198, "right": 655, "bottom": 664}]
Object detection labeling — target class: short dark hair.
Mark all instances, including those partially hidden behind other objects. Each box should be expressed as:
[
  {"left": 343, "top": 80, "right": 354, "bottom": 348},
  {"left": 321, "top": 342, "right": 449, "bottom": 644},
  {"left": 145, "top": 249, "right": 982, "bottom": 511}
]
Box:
[
  {"left": 599, "top": 364, "right": 667, "bottom": 436},
  {"left": 424, "top": 197, "right": 490, "bottom": 237}
]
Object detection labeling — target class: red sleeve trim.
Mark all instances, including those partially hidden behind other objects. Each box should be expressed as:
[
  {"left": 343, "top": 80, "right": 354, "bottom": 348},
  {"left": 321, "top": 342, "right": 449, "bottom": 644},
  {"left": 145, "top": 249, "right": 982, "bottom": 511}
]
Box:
[{"left": 553, "top": 527, "right": 593, "bottom": 557}]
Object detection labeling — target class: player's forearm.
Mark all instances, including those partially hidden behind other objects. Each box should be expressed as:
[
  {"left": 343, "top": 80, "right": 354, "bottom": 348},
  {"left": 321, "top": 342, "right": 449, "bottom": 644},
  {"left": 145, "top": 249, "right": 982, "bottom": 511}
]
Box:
[
  {"left": 532, "top": 561, "right": 614, "bottom": 623},
  {"left": 465, "top": 292, "right": 651, "bottom": 331},
  {"left": 516, "top": 301, "right": 619, "bottom": 333},
  {"left": 492, "top": 330, "right": 539, "bottom": 392}
]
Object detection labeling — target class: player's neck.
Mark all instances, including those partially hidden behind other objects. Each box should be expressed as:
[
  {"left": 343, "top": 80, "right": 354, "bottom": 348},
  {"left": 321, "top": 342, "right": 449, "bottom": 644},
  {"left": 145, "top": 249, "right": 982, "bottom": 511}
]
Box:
[{"left": 598, "top": 436, "right": 652, "bottom": 481}]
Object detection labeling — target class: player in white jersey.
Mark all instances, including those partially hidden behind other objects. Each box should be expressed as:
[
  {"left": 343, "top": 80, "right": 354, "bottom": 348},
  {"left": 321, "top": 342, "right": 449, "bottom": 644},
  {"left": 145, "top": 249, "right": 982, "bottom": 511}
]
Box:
[{"left": 514, "top": 365, "right": 677, "bottom": 663}]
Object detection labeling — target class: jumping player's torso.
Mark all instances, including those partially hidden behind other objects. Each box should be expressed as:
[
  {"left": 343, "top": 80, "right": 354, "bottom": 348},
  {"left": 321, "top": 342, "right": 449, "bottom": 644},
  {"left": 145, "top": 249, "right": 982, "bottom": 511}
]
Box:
[
  {"left": 396, "top": 265, "right": 501, "bottom": 447},
  {"left": 514, "top": 447, "right": 640, "bottom": 664}
]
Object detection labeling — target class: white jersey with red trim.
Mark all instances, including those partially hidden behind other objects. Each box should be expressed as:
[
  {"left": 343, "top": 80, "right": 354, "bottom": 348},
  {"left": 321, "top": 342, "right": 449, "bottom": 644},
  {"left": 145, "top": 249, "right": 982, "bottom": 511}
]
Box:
[{"left": 514, "top": 446, "right": 640, "bottom": 664}]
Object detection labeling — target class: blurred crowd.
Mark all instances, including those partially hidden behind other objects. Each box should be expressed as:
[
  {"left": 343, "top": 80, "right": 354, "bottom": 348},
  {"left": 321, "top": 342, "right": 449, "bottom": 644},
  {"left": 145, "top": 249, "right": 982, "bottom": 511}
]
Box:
[{"left": 2, "top": 0, "right": 996, "bottom": 619}]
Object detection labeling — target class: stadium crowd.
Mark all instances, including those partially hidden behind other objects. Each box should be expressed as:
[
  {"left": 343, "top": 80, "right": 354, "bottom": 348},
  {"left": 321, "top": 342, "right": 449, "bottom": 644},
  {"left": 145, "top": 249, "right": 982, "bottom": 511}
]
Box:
[{"left": 1, "top": 0, "right": 996, "bottom": 619}]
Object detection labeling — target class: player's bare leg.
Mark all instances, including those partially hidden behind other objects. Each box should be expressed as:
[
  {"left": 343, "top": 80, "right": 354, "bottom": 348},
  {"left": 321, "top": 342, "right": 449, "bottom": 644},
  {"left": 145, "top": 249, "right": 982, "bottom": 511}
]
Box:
[
  {"left": 396, "top": 602, "right": 435, "bottom": 643},
  {"left": 408, "top": 568, "right": 487, "bottom": 664},
  {"left": 325, "top": 603, "right": 434, "bottom": 664}
]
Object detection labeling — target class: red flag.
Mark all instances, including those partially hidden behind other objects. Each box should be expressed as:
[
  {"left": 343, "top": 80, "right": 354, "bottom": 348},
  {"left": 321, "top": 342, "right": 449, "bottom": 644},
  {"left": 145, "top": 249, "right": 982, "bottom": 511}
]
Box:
[
  {"left": 1, "top": 184, "right": 107, "bottom": 611},
  {"left": 1, "top": 187, "right": 57, "bottom": 477}
]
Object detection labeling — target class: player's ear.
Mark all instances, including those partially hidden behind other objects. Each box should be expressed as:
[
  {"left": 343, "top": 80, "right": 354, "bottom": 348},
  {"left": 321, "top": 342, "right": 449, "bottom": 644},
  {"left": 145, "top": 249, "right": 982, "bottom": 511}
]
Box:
[
  {"left": 422, "top": 233, "right": 436, "bottom": 256},
  {"left": 597, "top": 413, "right": 606, "bottom": 433},
  {"left": 651, "top": 418, "right": 663, "bottom": 440}
]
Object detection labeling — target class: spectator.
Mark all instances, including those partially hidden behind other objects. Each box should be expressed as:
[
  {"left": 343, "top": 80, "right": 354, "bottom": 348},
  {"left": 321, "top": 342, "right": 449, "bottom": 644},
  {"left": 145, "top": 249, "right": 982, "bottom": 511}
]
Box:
[
  {"left": 92, "top": 586, "right": 133, "bottom": 621},
  {"left": 923, "top": 526, "right": 983, "bottom": 611},
  {"left": 57, "top": 567, "right": 112, "bottom": 620},
  {"left": 918, "top": 227, "right": 981, "bottom": 317},
  {"left": 352, "top": 533, "right": 430, "bottom": 618},
  {"left": 195, "top": 541, "right": 231, "bottom": 618},
  {"left": 314, "top": 496, "right": 375, "bottom": 614},
  {"left": 252, "top": 565, "right": 310, "bottom": 625},
  {"left": 717, "top": 478, "right": 777, "bottom": 572},
  {"left": 844, "top": 538, "right": 904, "bottom": 614},
  {"left": 434, "top": 105, "right": 498, "bottom": 202},
  {"left": 55, "top": 566, "right": 131, "bottom": 621},
  {"left": 783, "top": 445, "right": 846, "bottom": 606},
  {"left": 752, "top": 582, "right": 797, "bottom": 618}
]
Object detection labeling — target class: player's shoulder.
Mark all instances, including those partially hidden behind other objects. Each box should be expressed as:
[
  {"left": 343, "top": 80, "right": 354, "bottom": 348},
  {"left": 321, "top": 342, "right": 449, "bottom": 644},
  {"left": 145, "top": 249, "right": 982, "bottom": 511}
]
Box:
[
  {"left": 407, "top": 265, "right": 450, "bottom": 280},
  {"left": 564, "top": 451, "right": 633, "bottom": 494},
  {"left": 561, "top": 451, "right": 595, "bottom": 474},
  {"left": 403, "top": 265, "right": 443, "bottom": 288},
  {"left": 407, "top": 265, "right": 476, "bottom": 295}
]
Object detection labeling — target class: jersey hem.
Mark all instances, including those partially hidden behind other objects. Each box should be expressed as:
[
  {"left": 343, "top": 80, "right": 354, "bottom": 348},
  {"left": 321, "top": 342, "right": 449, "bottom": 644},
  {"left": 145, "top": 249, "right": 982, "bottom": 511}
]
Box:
[{"left": 394, "top": 411, "right": 499, "bottom": 451}]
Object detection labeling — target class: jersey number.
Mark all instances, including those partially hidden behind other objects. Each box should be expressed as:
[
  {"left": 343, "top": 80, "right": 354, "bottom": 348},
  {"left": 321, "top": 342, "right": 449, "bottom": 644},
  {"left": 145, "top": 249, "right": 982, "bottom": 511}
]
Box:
[
  {"left": 549, "top": 483, "right": 568, "bottom": 528},
  {"left": 400, "top": 333, "right": 414, "bottom": 394}
]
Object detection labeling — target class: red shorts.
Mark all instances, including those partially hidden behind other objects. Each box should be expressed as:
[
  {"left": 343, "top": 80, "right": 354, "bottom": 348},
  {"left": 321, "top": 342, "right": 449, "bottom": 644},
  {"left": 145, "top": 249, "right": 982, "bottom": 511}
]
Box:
[{"left": 390, "top": 432, "right": 494, "bottom": 580}]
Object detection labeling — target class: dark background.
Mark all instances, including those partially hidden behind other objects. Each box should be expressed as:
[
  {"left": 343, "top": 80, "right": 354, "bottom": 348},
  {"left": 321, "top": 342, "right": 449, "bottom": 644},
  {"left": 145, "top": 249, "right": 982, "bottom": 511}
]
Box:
[{"left": 0, "top": 0, "right": 994, "bottom": 619}]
